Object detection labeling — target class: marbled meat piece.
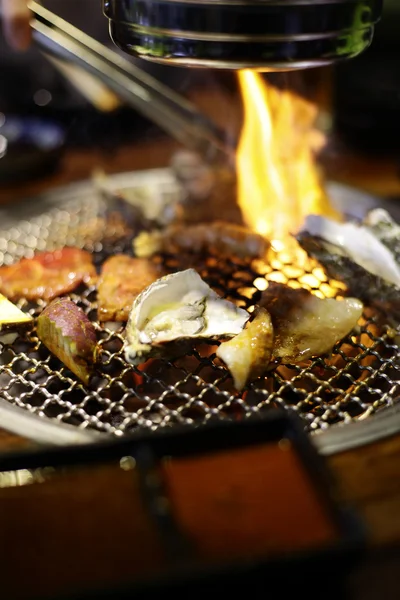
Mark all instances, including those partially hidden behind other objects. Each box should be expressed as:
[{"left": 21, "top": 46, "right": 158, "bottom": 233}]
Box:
[
  {"left": 134, "top": 221, "right": 269, "bottom": 259},
  {"left": 0, "top": 248, "right": 97, "bottom": 302},
  {"left": 97, "top": 254, "right": 162, "bottom": 322}
]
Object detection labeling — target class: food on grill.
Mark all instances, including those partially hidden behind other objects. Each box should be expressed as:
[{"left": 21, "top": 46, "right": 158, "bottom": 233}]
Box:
[
  {"left": 133, "top": 221, "right": 269, "bottom": 259},
  {"left": 260, "top": 283, "right": 364, "bottom": 364},
  {"left": 0, "top": 293, "right": 33, "bottom": 343},
  {"left": 0, "top": 248, "right": 97, "bottom": 302},
  {"left": 97, "top": 255, "right": 162, "bottom": 322},
  {"left": 170, "top": 150, "right": 242, "bottom": 225},
  {"left": 124, "top": 268, "right": 249, "bottom": 365},
  {"left": 93, "top": 167, "right": 180, "bottom": 228},
  {"left": 216, "top": 308, "right": 274, "bottom": 390},
  {"left": 37, "top": 297, "right": 99, "bottom": 385},
  {"left": 297, "top": 209, "right": 400, "bottom": 319},
  {"left": 216, "top": 283, "right": 363, "bottom": 390}
]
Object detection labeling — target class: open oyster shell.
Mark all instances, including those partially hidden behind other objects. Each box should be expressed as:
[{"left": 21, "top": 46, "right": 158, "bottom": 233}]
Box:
[
  {"left": 297, "top": 209, "right": 400, "bottom": 320},
  {"left": 124, "top": 269, "right": 249, "bottom": 365}
]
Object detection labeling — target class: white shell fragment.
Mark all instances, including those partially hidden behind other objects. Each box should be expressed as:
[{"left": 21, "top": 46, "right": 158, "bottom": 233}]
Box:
[
  {"left": 124, "top": 269, "right": 249, "bottom": 365},
  {"left": 302, "top": 214, "right": 400, "bottom": 288},
  {"left": 297, "top": 209, "right": 400, "bottom": 320}
]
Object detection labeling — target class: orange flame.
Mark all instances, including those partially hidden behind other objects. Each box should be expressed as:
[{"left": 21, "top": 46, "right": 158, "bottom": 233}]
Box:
[{"left": 236, "top": 70, "right": 341, "bottom": 245}]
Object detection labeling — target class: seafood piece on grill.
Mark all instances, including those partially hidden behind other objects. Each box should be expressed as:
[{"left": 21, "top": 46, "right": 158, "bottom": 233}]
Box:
[
  {"left": 93, "top": 167, "right": 180, "bottom": 229},
  {"left": 97, "top": 255, "right": 162, "bottom": 323},
  {"left": 133, "top": 221, "right": 269, "bottom": 259},
  {"left": 217, "top": 283, "right": 363, "bottom": 390},
  {"left": 170, "top": 150, "right": 242, "bottom": 225},
  {"left": 37, "top": 297, "right": 100, "bottom": 385},
  {"left": 297, "top": 210, "right": 400, "bottom": 319},
  {"left": 260, "top": 283, "right": 364, "bottom": 364},
  {"left": 216, "top": 308, "right": 274, "bottom": 391},
  {"left": 0, "top": 293, "right": 33, "bottom": 344},
  {"left": 124, "top": 269, "right": 249, "bottom": 365},
  {"left": 0, "top": 248, "right": 97, "bottom": 302},
  {"left": 364, "top": 209, "right": 400, "bottom": 263}
]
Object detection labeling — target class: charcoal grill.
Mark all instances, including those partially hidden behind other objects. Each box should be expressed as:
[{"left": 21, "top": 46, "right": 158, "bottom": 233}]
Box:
[{"left": 0, "top": 168, "right": 399, "bottom": 455}]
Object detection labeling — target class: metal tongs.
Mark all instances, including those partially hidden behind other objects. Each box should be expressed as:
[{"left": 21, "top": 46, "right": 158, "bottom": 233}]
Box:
[{"left": 29, "top": 1, "right": 233, "bottom": 163}]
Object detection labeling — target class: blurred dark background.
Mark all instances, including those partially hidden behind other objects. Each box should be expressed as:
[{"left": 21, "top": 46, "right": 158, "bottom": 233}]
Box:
[
  {"left": 0, "top": 0, "right": 210, "bottom": 151},
  {"left": 333, "top": 0, "right": 400, "bottom": 154},
  {"left": 0, "top": 0, "right": 399, "bottom": 157}
]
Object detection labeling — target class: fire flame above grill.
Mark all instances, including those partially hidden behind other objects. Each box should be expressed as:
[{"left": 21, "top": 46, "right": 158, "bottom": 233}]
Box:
[
  {"left": 236, "top": 71, "right": 341, "bottom": 246},
  {"left": 0, "top": 72, "right": 398, "bottom": 446}
]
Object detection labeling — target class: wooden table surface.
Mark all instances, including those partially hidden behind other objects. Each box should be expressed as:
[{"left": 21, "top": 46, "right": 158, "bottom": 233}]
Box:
[{"left": 0, "top": 121, "right": 399, "bottom": 599}]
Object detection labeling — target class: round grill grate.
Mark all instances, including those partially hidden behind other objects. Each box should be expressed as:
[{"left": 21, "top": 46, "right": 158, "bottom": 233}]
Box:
[{"left": 0, "top": 172, "right": 399, "bottom": 445}]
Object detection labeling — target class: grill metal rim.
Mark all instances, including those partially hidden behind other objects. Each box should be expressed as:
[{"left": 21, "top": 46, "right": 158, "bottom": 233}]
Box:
[{"left": 0, "top": 168, "right": 398, "bottom": 454}]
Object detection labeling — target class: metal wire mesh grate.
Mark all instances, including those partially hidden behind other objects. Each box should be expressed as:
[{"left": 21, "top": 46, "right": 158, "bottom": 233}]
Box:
[{"left": 0, "top": 182, "right": 399, "bottom": 438}]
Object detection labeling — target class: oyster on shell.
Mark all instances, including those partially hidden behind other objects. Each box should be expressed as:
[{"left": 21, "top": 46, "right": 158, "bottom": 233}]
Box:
[
  {"left": 297, "top": 209, "right": 400, "bottom": 319},
  {"left": 124, "top": 269, "right": 249, "bottom": 365}
]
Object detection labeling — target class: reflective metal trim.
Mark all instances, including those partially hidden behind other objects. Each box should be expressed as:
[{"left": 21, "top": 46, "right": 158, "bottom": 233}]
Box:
[
  {"left": 313, "top": 403, "right": 400, "bottom": 456},
  {"left": 129, "top": 24, "right": 373, "bottom": 43},
  {"left": 106, "top": 0, "right": 375, "bottom": 7},
  {"left": 136, "top": 55, "right": 348, "bottom": 70}
]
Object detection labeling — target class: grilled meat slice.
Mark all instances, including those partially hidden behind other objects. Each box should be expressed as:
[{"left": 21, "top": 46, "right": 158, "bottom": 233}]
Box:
[
  {"left": 134, "top": 221, "right": 269, "bottom": 260},
  {"left": 97, "top": 254, "right": 162, "bottom": 322},
  {"left": 0, "top": 248, "right": 96, "bottom": 302}
]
